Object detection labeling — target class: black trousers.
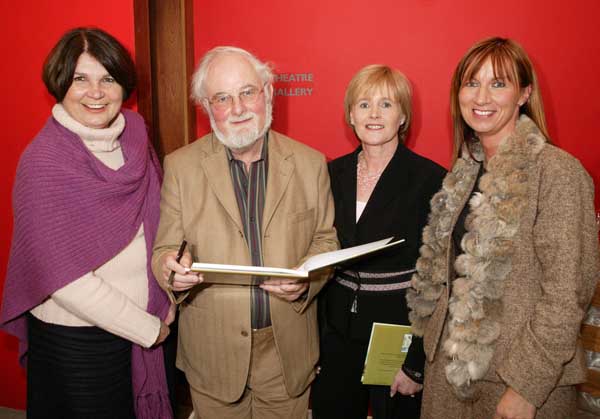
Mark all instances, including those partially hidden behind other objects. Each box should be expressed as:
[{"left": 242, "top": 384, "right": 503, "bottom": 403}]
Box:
[
  {"left": 311, "top": 328, "right": 421, "bottom": 419},
  {"left": 27, "top": 314, "right": 136, "bottom": 419}
]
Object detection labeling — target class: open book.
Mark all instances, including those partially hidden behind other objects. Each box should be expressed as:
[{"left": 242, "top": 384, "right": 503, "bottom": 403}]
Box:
[{"left": 188, "top": 237, "right": 404, "bottom": 281}]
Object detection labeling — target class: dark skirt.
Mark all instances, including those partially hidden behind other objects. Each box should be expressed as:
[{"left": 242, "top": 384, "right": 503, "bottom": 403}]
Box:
[
  {"left": 311, "top": 327, "right": 422, "bottom": 419},
  {"left": 27, "top": 314, "right": 135, "bottom": 419}
]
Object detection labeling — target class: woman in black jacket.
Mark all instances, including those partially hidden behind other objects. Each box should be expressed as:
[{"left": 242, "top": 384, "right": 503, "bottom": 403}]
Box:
[{"left": 311, "top": 65, "right": 446, "bottom": 419}]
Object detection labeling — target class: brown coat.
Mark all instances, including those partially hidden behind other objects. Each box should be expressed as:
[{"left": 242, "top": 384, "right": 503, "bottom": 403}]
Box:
[
  {"left": 408, "top": 116, "right": 600, "bottom": 417},
  {"left": 151, "top": 131, "right": 338, "bottom": 403}
]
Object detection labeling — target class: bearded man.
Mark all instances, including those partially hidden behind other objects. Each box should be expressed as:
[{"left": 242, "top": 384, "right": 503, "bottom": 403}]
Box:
[{"left": 151, "top": 46, "right": 338, "bottom": 418}]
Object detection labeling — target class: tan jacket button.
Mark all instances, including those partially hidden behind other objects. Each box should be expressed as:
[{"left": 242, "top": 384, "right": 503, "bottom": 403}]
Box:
[{"left": 241, "top": 330, "right": 248, "bottom": 337}]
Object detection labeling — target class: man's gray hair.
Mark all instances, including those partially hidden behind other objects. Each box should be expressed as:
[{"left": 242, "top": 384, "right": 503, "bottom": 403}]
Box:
[{"left": 191, "top": 46, "right": 274, "bottom": 106}]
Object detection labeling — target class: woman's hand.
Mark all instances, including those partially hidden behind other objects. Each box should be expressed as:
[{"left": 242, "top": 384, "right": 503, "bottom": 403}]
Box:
[
  {"left": 164, "top": 303, "right": 177, "bottom": 326},
  {"left": 493, "top": 387, "right": 536, "bottom": 419},
  {"left": 153, "top": 305, "right": 177, "bottom": 346},
  {"left": 153, "top": 321, "right": 170, "bottom": 346},
  {"left": 390, "top": 368, "right": 423, "bottom": 397}
]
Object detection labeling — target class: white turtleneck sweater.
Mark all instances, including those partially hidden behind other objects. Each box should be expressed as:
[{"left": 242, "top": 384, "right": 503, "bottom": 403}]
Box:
[{"left": 30, "top": 104, "right": 161, "bottom": 348}]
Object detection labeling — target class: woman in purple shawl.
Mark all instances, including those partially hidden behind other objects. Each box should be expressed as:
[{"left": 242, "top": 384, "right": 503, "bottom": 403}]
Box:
[{"left": 0, "top": 28, "right": 173, "bottom": 419}]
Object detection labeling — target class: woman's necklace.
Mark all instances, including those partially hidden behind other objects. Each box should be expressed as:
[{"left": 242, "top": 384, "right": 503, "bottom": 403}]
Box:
[{"left": 356, "top": 151, "right": 386, "bottom": 196}]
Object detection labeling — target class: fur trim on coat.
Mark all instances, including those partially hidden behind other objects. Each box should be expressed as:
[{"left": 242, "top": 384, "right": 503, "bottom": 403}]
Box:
[{"left": 407, "top": 115, "right": 546, "bottom": 399}]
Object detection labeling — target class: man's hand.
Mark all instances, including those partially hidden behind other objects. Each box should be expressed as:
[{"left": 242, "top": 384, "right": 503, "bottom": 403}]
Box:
[
  {"left": 260, "top": 278, "right": 308, "bottom": 302},
  {"left": 160, "top": 250, "right": 202, "bottom": 292},
  {"left": 494, "top": 387, "right": 536, "bottom": 419},
  {"left": 390, "top": 368, "right": 423, "bottom": 397}
]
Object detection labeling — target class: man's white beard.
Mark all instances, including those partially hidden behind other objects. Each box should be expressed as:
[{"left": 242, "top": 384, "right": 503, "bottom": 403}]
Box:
[{"left": 210, "top": 102, "right": 272, "bottom": 151}]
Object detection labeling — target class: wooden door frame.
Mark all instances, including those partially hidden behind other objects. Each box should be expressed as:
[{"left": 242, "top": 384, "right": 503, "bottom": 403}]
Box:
[{"left": 133, "top": 0, "right": 196, "bottom": 159}]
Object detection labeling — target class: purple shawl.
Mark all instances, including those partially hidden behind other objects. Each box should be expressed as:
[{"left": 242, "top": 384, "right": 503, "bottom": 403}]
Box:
[{"left": 1, "top": 109, "right": 172, "bottom": 419}]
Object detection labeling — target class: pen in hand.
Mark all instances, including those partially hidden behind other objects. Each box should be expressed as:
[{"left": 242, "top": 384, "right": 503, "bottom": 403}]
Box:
[{"left": 168, "top": 240, "right": 188, "bottom": 288}]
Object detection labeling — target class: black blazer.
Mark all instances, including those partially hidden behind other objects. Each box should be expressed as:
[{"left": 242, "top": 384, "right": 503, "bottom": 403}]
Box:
[{"left": 320, "top": 143, "right": 445, "bottom": 372}]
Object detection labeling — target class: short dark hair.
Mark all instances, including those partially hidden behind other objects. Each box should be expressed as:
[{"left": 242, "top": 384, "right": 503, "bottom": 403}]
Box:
[{"left": 42, "top": 27, "right": 136, "bottom": 102}]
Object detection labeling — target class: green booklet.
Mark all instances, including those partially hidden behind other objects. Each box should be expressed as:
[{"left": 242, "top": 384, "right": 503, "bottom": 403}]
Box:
[{"left": 361, "top": 323, "right": 412, "bottom": 386}]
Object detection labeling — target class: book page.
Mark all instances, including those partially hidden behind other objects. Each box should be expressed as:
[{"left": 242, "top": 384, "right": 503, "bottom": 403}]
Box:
[
  {"left": 187, "top": 237, "right": 404, "bottom": 280},
  {"left": 299, "top": 237, "right": 403, "bottom": 272},
  {"left": 189, "top": 262, "right": 307, "bottom": 278}
]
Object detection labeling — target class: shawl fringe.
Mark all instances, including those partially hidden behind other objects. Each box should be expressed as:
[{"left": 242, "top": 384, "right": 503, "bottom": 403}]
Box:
[{"left": 135, "top": 392, "right": 173, "bottom": 419}]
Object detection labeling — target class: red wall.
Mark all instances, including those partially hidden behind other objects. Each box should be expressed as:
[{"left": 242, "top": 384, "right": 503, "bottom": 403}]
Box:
[
  {"left": 0, "top": 1, "right": 135, "bottom": 409},
  {"left": 2, "top": 0, "right": 600, "bottom": 411},
  {"left": 194, "top": 0, "right": 600, "bottom": 208}
]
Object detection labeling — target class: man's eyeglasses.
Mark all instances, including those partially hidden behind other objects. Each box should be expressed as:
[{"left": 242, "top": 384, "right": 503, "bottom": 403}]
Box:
[{"left": 205, "top": 83, "right": 267, "bottom": 111}]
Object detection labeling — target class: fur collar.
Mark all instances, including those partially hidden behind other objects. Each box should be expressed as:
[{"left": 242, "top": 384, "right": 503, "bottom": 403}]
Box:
[{"left": 407, "top": 115, "right": 547, "bottom": 398}]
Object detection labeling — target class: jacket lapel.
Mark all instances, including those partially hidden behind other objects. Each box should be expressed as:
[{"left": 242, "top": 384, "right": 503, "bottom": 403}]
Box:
[
  {"left": 336, "top": 149, "right": 359, "bottom": 244},
  {"left": 263, "top": 131, "right": 294, "bottom": 233},
  {"left": 357, "top": 144, "right": 410, "bottom": 227},
  {"left": 200, "top": 134, "right": 244, "bottom": 232}
]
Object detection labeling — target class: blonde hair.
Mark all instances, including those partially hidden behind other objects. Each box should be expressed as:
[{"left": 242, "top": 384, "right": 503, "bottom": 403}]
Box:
[
  {"left": 450, "top": 37, "right": 549, "bottom": 162},
  {"left": 344, "top": 65, "right": 412, "bottom": 143}
]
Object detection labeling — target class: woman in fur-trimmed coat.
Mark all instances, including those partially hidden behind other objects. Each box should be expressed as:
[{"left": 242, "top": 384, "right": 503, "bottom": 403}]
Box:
[{"left": 407, "top": 37, "right": 599, "bottom": 419}]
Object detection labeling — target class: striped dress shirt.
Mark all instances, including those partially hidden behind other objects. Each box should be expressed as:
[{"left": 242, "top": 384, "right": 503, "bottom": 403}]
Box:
[{"left": 226, "top": 135, "right": 271, "bottom": 329}]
